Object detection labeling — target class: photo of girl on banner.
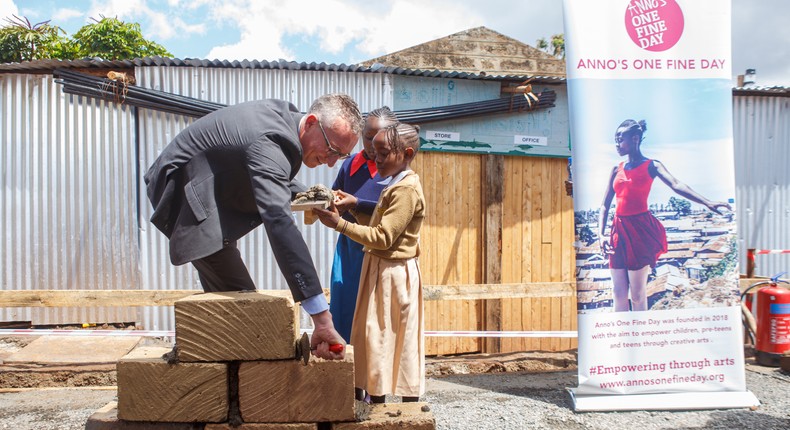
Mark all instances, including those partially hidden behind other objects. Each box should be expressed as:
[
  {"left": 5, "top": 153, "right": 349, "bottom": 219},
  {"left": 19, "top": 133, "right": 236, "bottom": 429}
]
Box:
[
  {"left": 598, "top": 119, "right": 732, "bottom": 312},
  {"left": 572, "top": 78, "right": 740, "bottom": 314}
]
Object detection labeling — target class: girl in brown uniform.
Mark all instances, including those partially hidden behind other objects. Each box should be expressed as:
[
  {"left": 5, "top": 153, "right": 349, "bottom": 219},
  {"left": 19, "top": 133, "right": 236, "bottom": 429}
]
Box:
[{"left": 315, "top": 122, "right": 425, "bottom": 403}]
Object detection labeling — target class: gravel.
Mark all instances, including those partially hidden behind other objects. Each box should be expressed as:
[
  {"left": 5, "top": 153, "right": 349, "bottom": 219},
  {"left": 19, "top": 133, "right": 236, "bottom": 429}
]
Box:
[
  {"left": 1, "top": 358, "right": 788, "bottom": 429},
  {"left": 424, "top": 366, "right": 790, "bottom": 430}
]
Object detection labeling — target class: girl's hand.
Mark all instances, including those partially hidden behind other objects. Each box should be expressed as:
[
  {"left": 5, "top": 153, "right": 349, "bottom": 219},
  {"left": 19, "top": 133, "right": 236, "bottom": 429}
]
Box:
[
  {"left": 599, "top": 236, "right": 614, "bottom": 255},
  {"left": 333, "top": 190, "right": 358, "bottom": 214},
  {"left": 314, "top": 206, "right": 341, "bottom": 229},
  {"left": 707, "top": 201, "right": 732, "bottom": 215}
]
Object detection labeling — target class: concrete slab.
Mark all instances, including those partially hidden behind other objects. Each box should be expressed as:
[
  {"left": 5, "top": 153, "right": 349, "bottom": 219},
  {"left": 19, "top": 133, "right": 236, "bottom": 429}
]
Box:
[{"left": 2, "top": 336, "right": 141, "bottom": 365}]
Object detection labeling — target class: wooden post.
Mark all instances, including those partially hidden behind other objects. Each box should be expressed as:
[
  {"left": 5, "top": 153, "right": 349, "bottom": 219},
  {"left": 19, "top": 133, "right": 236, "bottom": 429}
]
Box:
[
  {"left": 746, "top": 248, "right": 756, "bottom": 278},
  {"left": 483, "top": 154, "right": 504, "bottom": 353}
]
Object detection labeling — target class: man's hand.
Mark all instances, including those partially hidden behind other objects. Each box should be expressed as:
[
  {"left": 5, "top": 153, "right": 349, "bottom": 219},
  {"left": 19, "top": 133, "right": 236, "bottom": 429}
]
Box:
[{"left": 309, "top": 310, "right": 346, "bottom": 360}]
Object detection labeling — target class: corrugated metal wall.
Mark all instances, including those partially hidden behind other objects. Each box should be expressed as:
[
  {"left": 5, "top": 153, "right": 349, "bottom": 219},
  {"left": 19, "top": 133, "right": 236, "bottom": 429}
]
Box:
[
  {"left": 0, "top": 73, "right": 139, "bottom": 325},
  {"left": 3, "top": 67, "right": 787, "bottom": 332},
  {"left": 135, "top": 66, "right": 390, "bottom": 331},
  {"left": 733, "top": 94, "right": 790, "bottom": 278}
]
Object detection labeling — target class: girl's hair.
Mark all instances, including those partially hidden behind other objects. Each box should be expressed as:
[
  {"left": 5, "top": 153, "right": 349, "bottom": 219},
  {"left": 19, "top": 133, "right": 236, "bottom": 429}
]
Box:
[
  {"left": 383, "top": 123, "right": 421, "bottom": 153},
  {"left": 617, "top": 119, "right": 648, "bottom": 142},
  {"left": 367, "top": 106, "right": 399, "bottom": 126}
]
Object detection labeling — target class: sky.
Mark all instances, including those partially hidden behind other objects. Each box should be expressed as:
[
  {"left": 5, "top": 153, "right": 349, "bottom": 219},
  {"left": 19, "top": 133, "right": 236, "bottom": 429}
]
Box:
[
  {"left": 1, "top": 0, "right": 788, "bottom": 87},
  {"left": 568, "top": 79, "right": 736, "bottom": 212}
]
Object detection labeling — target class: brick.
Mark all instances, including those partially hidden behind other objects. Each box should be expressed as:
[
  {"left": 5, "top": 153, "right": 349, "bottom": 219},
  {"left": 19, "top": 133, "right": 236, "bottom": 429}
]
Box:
[
  {"left": 332, "top": 403, "right": 436, "bottom": 430},
  {"left": 175, "top": 291, "right": 300, "bottom": 362},
  {"left": 117, "top": 346, "right": 228, "bottom": 422},
  {"left": 205, "top": 424, "right": 317, "bottom": 430},
  {"left": 238, "top": 347, "right": 356, "bottom": 423},
  {"left": 85, "top": 402, "right": 204, "bottom": 430}
]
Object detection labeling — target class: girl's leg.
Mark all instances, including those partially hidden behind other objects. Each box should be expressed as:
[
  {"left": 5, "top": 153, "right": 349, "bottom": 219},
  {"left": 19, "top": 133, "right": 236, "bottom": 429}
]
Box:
[
  {"left": 611, "top": 268, "right": 630, "bottom": 312},
  {"left": 369, "top": 395, "right": 386, "bottom": 404},
  {"left": 355, "top": 387, "right": 365, "bottom": 401},
  {"left": 402, "top": 396, "right": 420, "bottom": 402},
  {"left": 627, "top": 266, "right": 651, "bottom": 311}
]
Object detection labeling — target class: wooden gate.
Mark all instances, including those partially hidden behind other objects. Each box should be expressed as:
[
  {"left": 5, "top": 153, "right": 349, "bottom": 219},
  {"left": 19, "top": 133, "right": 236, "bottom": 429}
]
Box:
[{"left": 413, "top": 152, "right": 577, "bottom": 355}]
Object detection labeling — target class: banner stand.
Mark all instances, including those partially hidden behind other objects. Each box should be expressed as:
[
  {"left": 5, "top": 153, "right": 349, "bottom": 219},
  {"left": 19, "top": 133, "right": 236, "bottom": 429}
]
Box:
[
  {"left": 568, "top": 389, "right": 760, "bottom": 412},
  {"left": 563, "top": 0, "right": 753, "bottom": 412}
]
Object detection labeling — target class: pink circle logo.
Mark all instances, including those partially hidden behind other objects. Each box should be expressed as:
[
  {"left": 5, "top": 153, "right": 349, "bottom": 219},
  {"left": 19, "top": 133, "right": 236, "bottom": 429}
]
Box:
[{"left": 625, "top": 0, "right": 684, "bottom": 52}]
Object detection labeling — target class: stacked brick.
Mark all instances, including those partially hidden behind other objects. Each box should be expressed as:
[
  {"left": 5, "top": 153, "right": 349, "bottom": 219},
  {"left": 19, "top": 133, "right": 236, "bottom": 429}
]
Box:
[{"left": 85, "top": 291, "right": 435, "bottom": 430}]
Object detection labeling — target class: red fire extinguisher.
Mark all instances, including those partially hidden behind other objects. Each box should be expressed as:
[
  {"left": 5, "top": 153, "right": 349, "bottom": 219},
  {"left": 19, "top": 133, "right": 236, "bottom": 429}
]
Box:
[{"left": 742, "top": 273, "right": 790, "bottom": 366}]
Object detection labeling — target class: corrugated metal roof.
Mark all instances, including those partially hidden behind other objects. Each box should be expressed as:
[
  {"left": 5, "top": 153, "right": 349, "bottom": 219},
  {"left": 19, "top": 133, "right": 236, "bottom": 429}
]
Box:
[
  {"left": 732, "top": 86, "right": 790, "bottom": 97},
  {"left": 3, "top": 56, "right": 786, "bottom": 95},
  {"left": 0, "top": 56, "right": 567, "bottom": 84}
]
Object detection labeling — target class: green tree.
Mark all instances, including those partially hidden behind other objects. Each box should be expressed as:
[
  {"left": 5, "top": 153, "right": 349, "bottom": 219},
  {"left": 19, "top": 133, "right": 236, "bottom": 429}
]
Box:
[
  {"left": 536, "top": 34, "right": 565, "bottom": 59},
  {"left": 0, "top": 15, "right": 72, "bottom": 62},
  {"left": 668, "top": 196, "right": 692, "bottom": 216},
  {"left": 701, "top": 236, "right": 738, "bottom": 282},
  {"left": 71, "top": 16, "right": 171, "bottom": 60},
  {"left": 0, "top": 15, "right": 171, "bottom": 63},
  {"left": 578, "top": 224, "right": 596, "bottom": 246}
]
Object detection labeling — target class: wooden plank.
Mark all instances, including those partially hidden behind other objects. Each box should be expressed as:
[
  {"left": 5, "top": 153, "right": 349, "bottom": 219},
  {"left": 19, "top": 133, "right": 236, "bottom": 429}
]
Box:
[
  {"left": 739, "top": 277, "right": 773, "bottom": 292},
  {"left": 289, "top": 201, "right": 329, "bottom": 211},
  {"left": 465, "top": 153, "right": 481, "bottom": 353},
  {"left": 501, "top": 157, "right": 517, "bottom": 352},
  {"left": 483, "top": 154, "right": 504, "bottom": 353},
  {"left": 530, "top": 297, "right": 542, "bottom": 351},
  {"left": 560, "top": 295, "right": 572, "bottom": 351},
  {"left": 540, "top": 296, "right": 552, "bottom": 351},
  {"left": 448, "top": 155, "right": 460, "bottom": 354},
  {"left": 551, "top": 296, "right": 562, "bottom": 351},
  {"left": 438, "top": 153, "right": 452, "bottom": 354},
  {"left": 0, "top": 283, "right": 575, "bottom": 308},
  {"left": 463, "top": 154, "right": 481, "bottom": 353},
  {"left": 425, "top": 282, "right": 574, "bottom": 301},
  {"left": 0, "top": 289, "right": 320, "bottom": 308},
  {"left": 416, "top": 153, "right": 438, "bottom": 354},
  {"left": 530, "top": 159, "right": 543, "bottom": 351}
]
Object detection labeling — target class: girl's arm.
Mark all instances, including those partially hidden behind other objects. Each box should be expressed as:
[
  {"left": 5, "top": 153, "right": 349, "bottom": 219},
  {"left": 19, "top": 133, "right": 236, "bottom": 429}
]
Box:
[
  {"left": 598, "top": 166, "right": 618, "bottom": 255},
  {"left": 652, "top": 160, "right": 732, "bottom": 214},
  {"left": 336, "top": 187, "right": 419, "bottom": 250},
  {"left": 332, "top": 189, "right": 358, "bottom": 215}
]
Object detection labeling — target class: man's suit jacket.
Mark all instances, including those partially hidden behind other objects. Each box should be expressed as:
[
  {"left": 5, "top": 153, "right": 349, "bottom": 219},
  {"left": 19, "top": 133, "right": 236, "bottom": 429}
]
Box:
[{"left": 144, "top": 99, "right": 321, "bottom": 302}]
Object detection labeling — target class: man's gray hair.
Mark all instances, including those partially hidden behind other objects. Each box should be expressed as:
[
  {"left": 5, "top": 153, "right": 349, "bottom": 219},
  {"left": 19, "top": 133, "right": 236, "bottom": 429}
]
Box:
[{"left": 308, "top": 93, "right": 364, "bottom": 135}]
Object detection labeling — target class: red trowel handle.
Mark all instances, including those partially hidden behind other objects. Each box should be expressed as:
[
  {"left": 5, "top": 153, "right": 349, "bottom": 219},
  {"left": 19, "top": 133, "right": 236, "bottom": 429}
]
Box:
[{"left": 328, "top": 343, "right": 345, "bottom": 353}]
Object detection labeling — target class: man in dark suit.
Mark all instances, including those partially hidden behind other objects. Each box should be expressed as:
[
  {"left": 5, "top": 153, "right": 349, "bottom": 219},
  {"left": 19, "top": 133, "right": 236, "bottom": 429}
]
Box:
[{"left": 144, "top": 93, "right": 363, "bottom": 359}]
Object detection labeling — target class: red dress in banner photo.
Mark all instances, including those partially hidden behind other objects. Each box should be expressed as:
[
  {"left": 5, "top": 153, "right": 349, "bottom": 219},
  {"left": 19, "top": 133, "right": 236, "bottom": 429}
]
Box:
[{"left": 609, "top": 159, "right": 667, "bottom": 270}]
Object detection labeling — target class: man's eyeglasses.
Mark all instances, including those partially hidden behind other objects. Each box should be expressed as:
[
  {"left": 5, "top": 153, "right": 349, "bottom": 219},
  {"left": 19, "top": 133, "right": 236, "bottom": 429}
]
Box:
[{"left": 317, "top": 120, "right": 351, "bottom": 160}]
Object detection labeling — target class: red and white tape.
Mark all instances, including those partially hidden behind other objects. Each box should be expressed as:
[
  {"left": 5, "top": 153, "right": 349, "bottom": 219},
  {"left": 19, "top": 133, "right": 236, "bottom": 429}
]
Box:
[
  {"left": 0, "top": 329, "right": 173, "bottom": 337},
  {"left": 754, "top": 249, "right": 790, "bottom": 255},
  {"left": 0, "top": 329, "right": 578, "bottom": 338}
]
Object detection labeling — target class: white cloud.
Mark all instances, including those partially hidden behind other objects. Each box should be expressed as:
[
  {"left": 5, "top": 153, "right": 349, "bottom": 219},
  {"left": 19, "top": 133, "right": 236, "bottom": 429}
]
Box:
[
  {"left": 0, "top": 0, "right": 19, "bottom": 26},
  {"left": 205, "top": 0, "right": 478, "bottom": 62},
  {"left": 84, "top": 0, "right": 204, "bottom": 41},
  {"left": 354, "top": 0, "right": 478, "bottom": 57},
  {"left": 87, "top": 0, "right": 147, "bottom": 20},
  {"left": 53, "top": 8, "right": 84, "bottom": 22},
  {"left": 206, "top": 0, "right": 365, "bottom": 61}
]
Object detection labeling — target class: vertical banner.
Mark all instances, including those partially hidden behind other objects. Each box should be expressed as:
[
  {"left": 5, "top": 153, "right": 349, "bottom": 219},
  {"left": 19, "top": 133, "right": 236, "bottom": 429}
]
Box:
[{"left": 563, "top": 0, "right": 759, "bottom": 410}]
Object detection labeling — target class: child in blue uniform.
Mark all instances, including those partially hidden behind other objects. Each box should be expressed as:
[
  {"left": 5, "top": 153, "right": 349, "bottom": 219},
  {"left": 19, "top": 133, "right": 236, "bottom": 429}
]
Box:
[{"left": 329, "top": 107, "right": 399, "bottom": 342}]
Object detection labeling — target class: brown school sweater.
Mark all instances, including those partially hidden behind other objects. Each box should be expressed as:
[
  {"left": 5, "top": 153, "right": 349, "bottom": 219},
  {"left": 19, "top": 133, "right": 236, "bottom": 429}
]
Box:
[{"left": 335, "top": 170, "right": 425, "bottom": 260}]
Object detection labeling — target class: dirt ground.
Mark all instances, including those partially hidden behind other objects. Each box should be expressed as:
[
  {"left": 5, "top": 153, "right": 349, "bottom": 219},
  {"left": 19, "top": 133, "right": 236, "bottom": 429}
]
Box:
[{"left": 1, "top": 337, "right": 788, "bottom": 430}]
